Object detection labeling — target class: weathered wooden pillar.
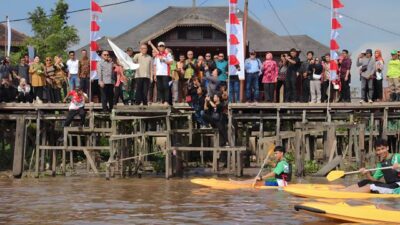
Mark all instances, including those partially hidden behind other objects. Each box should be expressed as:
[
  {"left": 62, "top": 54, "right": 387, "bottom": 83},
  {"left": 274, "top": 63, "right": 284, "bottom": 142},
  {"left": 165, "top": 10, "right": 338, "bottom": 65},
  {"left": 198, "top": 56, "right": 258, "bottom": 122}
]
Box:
[
  {"left": 382, "top": 107, "right": 388, "bottom": 140},
  {"left": 165, "top": 113, "right": 172, "bottom": 179},
  {"left": 323, "top": 125, "right": 336, "bottom": 161},
  {"left": 13, "top": 117, "right": 26, "bottom": 178},
  {"left": 35, "top": 112, "right": 41, "bottom": 178},
  {"left": 358, "top": 124, "right": 365, "bottom": 167},
  {"left": 62, "top": 128, "right": 67, "bottom": 175},
  {"left": 368, "top": 113, "right": 374, "bottom": 154},
  {"left": 40, "top": 126, "right": 46, "bottom": 172},
  {"left": 294, "top": 123, "right": 304, "bottom": 177}
]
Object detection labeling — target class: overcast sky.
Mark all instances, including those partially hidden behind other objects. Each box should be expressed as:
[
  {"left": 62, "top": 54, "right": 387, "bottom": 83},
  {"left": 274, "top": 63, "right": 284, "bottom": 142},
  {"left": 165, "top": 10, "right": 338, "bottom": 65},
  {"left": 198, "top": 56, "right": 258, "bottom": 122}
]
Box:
[{"left": 1, "top": 0, "right": 400, "bottom": 87}]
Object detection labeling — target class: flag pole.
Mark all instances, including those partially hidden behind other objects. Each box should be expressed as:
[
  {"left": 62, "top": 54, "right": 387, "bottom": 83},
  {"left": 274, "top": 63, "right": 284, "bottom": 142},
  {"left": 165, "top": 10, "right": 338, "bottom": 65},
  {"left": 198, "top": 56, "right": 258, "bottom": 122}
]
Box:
[
  {"left": 326, "top": 0, "right": 333, "bottom": 123},
  {"left": 89, "top": 3, "right": 92, "bottom": 102},
  {"left": 4, "top": 16, "right": 7, "bottom": 56}
]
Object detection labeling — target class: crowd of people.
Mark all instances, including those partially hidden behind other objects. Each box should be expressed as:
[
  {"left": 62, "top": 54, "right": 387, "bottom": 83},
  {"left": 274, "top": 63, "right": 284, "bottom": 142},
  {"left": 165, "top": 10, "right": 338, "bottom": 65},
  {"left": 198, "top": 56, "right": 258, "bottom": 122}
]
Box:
[{"left": 1, "top": 43, "right": 400, "bottom": 135}]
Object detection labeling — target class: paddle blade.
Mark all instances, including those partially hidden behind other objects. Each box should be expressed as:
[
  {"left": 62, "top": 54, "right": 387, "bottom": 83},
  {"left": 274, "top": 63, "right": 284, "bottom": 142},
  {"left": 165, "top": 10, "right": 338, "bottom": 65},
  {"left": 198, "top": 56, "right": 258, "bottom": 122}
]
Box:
[{"left": 326, "top": 170, "right": 345, "bottom": 182}]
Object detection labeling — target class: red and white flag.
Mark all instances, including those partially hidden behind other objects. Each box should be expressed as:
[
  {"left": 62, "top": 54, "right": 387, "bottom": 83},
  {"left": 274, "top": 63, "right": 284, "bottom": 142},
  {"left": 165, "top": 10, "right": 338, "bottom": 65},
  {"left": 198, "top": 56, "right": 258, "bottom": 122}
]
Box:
[
  {"left": 227, "top": 0, "right": 244, "bottom": 80},
  {"left": 329, "top": 0, "right": 344, "bottom": 80},
  {"left": 90, "top": 0, "right": 102, "bottom": 80}
]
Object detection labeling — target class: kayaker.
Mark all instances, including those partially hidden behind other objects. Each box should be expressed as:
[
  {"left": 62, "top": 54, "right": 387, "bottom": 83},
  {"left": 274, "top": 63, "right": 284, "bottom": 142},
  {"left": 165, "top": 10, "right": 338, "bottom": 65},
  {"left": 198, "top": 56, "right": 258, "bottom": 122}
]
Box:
[
  {"left": 256, "top": 146, "right": 292, "bottom": 187},
  {"left": 345, "top": 139, "right": 400, "bottom": 194}
]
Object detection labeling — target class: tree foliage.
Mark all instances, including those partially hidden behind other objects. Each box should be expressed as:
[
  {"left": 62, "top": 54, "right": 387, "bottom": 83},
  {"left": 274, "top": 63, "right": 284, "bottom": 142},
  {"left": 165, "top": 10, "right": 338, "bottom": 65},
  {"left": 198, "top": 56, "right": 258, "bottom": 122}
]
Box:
[{"left": 26, "top": 0, "right": 79, "bottom": 58}]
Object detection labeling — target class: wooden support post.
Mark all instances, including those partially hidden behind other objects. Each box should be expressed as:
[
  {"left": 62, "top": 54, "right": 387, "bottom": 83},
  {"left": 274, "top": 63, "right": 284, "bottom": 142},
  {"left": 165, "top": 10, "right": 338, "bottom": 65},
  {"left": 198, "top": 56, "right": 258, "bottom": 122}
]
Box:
[
  {"left": 165, "top": 113, "right": 172, "bottom": 178},
  {"left": 275, "top": 110, "right": 281, "bottom": 145},
  {"left": 188, "top": 115, "right": 193, "bottom": 144},
  {"left": 62, "top": 128, "right": 67, "bottom": 175},
  {"left": 382, "top": 107, "right": 388, "bottom": 140},
  {"left": 324, "top": 125, "right": 336, "bottom": 161},
  {"left": 228, "top": 108, "right": 233, "bottom": 146},
  {"left": 52, "top": 149, "right": 56, "bottom": 177},
  {"left": 294, "top": 123, "right": 304, "bottom": 177},
  {"left": 369, "top": 113, "right": 374, "bottom": 153},
  {"left": 358, "top": 124, "right": 365, "bottom": 167},
  {"left": 83, "top": 149, "right": 99, "bottom": 175},
  {"left": 302, "top": 110, "right": 307, "bottom": 123},
  {"left": 70, "top": 135, "right": 75, "bottom": 170},
  {"left": 40, "top": 129, "right": 46, "bottom": 172},
  {"left": 347, "top": 128, "right": 354, "bottom": 161},
  {"left": 12, "top": 117, "right": 25, "bottom": 178},
  {"left": 212, "top": 132, "right": 219, "bottom": 173},
  {"left": 34, "top": 112, "right": 41, "bottom": 178},
  {"left": 305, "top": 135, "right": 311, "bottom": 161},
  {"left": 236, "top": 150, "right": 242, "bottom": 177}
]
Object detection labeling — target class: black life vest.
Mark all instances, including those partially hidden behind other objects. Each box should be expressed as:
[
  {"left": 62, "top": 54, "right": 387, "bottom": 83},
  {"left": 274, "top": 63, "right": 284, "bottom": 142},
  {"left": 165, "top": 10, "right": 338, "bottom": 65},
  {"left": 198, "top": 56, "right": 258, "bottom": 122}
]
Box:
[
  {"left": 380, "top": 156, "right": 400, "bottom": 184},
  {"left": 275, "top": 163, "right": 292, "bottom": 182}
]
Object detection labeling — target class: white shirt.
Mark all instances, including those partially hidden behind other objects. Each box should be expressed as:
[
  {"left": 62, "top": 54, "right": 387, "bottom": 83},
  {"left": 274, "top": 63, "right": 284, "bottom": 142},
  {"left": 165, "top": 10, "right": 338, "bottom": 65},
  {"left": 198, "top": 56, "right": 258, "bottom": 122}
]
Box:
[
  {"left": 153, "top": 51, "right": 173, "bottom": 76},
  {"left": 67, "top": 59, "right": 79, "bottom": 74}
]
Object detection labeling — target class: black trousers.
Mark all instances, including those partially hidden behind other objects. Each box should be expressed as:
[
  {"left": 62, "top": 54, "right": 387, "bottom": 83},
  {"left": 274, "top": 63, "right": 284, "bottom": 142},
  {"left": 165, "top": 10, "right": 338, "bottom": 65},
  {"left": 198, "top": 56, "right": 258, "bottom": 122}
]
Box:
[
  {"left": 321, "top": 81, "right": 329, "bottom": 102},
  {"left": 53, "top": 88, "right": 61, "bottom": 103},
  {"left": 263, "top": 83, "right": 275, "bottom": 102},
  {"left": 80, "top": 77, "right": 90, "bottom": 94},
  {"left": 100, "top": 84, "right": 114, "bottom": 111},
  {"left": 276, "top": 80, "right": 285, "bottom": 103},
  {"left": 203, "top": 113, "right": 228, "bottom": 146},
  {"left": 373, "top": 79, "right": 383, "bottom": 101},
  {"left": 156, "top": 76, "right": 171, "bottom": 104},
  {"left": 135, "top": 78, "right": 150, "bottom": 105},
  {"left": 302, "top": 78, "right": 310, "bottom": 102},
  {"left": 91, "top": 80, "right": 101, "bottom": 102},
  {"left": 32, "top": 86, "right": 44, "bottom": 100},
  {"left": 340, "top": 77, "right": 351, "bottom": 102},
  {"left": 113, "top": 85, "right": 125, "bottom": 105},
  {"left": 64, "top": 107, "right": 86, "bottom": 127},
  {"left": 285, "top": 73, "right": 297, "bottom": 102},
  {"left": 17, "top": 92, "right": 32, "bottom": 103}
]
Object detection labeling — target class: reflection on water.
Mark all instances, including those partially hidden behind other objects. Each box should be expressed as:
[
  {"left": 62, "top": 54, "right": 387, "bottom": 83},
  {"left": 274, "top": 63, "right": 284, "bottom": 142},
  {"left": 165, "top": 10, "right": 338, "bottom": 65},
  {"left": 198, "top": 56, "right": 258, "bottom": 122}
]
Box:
[{"left": 0, "top": 177, "right": 395, "bottom": 225}]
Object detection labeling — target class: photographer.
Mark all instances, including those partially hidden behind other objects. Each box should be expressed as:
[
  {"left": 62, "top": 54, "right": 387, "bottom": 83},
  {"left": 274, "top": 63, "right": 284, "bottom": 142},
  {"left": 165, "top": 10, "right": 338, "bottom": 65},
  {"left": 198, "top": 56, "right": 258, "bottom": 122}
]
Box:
[
  {"left": 284, "top": 48, "right": 301, "bottom": 102},
  {"left": 203, "top": 94, "right": 228, "bottom": 146},
  {"left": 357, "top": 49, "right": 376, "bottom": 103}
]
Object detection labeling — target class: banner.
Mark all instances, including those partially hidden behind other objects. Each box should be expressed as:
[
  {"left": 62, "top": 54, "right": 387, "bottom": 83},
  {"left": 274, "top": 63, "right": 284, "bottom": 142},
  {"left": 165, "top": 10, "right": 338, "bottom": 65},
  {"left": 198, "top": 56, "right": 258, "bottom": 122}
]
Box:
[
  {"left": 226, "top": 21, "right": 244, "bottom": 80},
  {"left": 329, "top": 0, "right": 344, "bottom": 80},
  {"left": 107, "top": 39, "right": 139, "bottom": 70},
  {"left": 6, "top": 16, "right": 11, "bottom": 57},
  {"left": 27, "top": 45, "right": 34, "bottom": 64},
  {"left": 227, "top": 0, "right": 245, "bottom": 80},
  {"left": 90, "top": 0, "right": 102, "bottom": 80}
]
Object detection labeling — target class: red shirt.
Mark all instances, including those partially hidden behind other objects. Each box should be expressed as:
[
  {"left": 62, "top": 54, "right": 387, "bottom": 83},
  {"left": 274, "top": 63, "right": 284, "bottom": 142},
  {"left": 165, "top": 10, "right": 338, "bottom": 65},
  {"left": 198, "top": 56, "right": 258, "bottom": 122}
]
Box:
[
  {"left": 262, "top": 60, "right": 278, "bottom": 83},
  {"left": 67, "top": 90, "right": 86, "bottom": 110}
]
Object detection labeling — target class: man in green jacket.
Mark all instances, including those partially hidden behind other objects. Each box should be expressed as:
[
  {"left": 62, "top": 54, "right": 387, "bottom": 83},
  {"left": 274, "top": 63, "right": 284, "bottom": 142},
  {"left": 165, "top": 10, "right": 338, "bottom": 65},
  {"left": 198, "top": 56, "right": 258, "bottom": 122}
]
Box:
[
  {"left": 387, "top": 50, "right": 400, "bottom": 101},
  {"left": 345, "top": 139, "right": 400, "bottom": 194},
  {"left": 256, "top": 146, "right": 291, "bottom": 187}
]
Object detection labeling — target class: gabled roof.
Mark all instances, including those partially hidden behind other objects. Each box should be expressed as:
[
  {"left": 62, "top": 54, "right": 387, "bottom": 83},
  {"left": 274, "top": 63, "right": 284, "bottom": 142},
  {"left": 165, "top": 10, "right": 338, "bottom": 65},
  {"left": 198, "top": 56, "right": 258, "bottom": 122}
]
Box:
[
  {"left": 79, "top": 6, "right": 296, "bottom": 52},
  {"left": 281, "top": 35, "right": 330, "bottom": 60},
  {"left": 0, "top": 24, "right": 29, "bottom": 47}
]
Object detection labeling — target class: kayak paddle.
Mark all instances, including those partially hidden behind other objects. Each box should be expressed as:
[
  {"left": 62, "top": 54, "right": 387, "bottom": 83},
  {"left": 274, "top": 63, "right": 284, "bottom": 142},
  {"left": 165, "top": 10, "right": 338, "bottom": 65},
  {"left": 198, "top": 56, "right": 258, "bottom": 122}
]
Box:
[
  {"left": 326, "top": 166, "right": 393, "bottom": 182},
  {"left": 251, "top": 144, "right": 275, "bottom": 187}
]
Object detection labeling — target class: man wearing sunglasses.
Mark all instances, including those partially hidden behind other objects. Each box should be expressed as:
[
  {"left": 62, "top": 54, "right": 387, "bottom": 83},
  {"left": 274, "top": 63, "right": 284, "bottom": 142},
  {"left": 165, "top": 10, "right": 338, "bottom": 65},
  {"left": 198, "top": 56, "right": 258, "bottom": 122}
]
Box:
[{"left": 97, "top": 50, "right": 114, "bottom": 112}]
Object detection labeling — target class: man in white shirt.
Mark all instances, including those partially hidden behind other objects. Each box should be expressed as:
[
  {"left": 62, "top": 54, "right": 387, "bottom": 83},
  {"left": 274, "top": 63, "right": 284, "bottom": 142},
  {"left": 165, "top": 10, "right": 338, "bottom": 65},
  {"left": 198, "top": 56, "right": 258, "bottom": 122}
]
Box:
[
  {"left": 66, "top": 51, "right": 80, "bottom": 90},
  {"left": 153, "top": 42, "right": 173, "bottom": 105}
]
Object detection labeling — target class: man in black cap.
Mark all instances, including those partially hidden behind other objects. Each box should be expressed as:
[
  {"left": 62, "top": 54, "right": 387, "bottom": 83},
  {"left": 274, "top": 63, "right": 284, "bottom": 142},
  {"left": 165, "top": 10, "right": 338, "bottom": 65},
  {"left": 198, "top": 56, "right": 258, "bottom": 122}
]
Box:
[
  {"left": 285, "top": 48, "right": 301, "bottom": 102},
  {"left": 357, "top": 49, "right": 376, "bottom": 103}
]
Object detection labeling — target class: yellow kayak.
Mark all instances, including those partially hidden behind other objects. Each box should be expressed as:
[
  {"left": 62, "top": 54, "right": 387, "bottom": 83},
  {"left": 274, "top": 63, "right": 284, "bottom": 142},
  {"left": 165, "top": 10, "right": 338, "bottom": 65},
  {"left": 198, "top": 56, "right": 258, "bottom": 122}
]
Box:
[
  {"left": 284, "top": 185, "right": 400, "bottom": 199},
  {"left": 294, "top": 202, "right": 400, "bottom": 224},
  {"left": 190, "top": 178, "right": 344, "bottom": 190}
]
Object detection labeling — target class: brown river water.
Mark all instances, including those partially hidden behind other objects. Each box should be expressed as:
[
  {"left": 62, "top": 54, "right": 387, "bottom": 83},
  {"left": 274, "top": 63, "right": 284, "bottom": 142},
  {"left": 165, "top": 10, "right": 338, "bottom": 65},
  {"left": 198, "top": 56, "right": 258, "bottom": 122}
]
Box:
[{"left": 0, "top": 177, "right": 397, "bottom": 225}]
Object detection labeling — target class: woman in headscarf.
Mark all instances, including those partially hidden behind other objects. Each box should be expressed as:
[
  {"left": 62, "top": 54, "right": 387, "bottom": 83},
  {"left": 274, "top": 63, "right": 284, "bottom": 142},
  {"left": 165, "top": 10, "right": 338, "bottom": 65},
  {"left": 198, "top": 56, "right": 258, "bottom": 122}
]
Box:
[
  {"left": 262, "top": 52, "right": 278, "bottom": 102},
  {"left": 373, "top": 49, "right": 384, "bottom": 102},
  {"left": 29, "top": 56, "right": 46, "bottom": 103}
]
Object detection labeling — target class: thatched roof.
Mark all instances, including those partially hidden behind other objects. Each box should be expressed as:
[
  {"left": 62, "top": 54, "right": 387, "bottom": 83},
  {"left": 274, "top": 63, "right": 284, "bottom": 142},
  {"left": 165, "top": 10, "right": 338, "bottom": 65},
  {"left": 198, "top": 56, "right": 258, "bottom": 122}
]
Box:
[
  {"left": 0, "top": 24, "right": 29, "bottom": 47},
  {"left": 78, "top": 6, "right": 327, "bottom": 54}
]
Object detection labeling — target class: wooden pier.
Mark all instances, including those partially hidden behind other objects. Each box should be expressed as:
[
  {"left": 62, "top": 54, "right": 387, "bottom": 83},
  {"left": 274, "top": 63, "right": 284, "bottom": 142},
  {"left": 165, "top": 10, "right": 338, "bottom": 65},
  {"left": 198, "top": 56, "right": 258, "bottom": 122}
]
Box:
[{"left": 1, "top": 102, "right": 399, "bottom": 179}]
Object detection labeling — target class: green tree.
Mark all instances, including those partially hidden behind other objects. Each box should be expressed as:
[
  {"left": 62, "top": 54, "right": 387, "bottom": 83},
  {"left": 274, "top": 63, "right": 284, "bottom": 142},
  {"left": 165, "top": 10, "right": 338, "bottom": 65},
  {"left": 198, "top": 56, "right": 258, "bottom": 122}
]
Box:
[{"left": 26, "top": 0, "right": 79, "bottom": 58}]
